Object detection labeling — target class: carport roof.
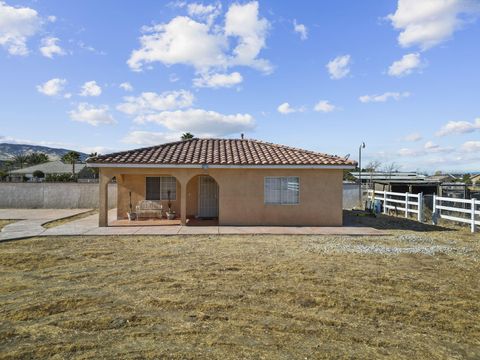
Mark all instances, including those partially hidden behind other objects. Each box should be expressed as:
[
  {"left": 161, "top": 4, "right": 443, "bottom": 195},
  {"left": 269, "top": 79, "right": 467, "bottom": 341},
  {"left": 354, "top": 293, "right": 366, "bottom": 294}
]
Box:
[{"left": 87, "top": 138, "right": 356, "bottom": 168}]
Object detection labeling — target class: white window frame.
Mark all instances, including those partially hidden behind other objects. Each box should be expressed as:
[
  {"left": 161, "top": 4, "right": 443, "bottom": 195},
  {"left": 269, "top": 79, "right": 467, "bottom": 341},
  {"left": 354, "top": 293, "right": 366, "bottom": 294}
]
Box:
[
  {"left": 146, "top": 176, "right": 177, "bottom": 201},
  {"left": 264, "top": 176, "right": 300, "bottom": 205}
]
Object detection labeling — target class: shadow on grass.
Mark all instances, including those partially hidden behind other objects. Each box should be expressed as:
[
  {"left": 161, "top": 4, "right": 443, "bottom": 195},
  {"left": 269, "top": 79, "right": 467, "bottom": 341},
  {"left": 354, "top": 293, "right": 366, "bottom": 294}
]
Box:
[{"left": 343, "top": 210, "right": 453, "bottom": 232}]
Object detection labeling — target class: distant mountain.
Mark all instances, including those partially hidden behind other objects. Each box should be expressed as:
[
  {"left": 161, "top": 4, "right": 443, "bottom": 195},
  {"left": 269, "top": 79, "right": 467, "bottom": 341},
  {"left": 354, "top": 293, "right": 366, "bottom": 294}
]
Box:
[{"left": 0, "top": 143, "right": 89, "bottom": 161}]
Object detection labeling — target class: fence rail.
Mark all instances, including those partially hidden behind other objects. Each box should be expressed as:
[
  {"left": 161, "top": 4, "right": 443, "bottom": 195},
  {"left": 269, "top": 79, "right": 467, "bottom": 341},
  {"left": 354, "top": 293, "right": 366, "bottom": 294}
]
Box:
[
  {"left": 433, "top": 195, "right": 479, "bottom": 233},
  {"left": 368, "top": 190, "right": 480, "bottom": 233},
  {"left": 367, "top": 190, "right": 424, "bottom": 222}
]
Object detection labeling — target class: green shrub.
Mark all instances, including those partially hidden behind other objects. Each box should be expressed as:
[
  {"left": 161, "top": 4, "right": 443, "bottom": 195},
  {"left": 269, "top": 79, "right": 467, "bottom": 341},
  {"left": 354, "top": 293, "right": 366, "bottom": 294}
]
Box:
[{"left": 45, "top": 173, "right": 74, "bottom": 182}]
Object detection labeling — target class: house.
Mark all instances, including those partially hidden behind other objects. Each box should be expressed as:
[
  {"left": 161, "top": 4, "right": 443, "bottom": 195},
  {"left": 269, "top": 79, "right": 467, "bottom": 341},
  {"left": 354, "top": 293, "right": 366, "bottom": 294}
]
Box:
[
  {"left": 87, "top": 138, "right": 356, "bottom": 227},
  {"left": 471, "top": 174, "right": 480, "bottom": 185},
  {"left": 9, "top": 160, "right": 85, "bottom": 181}
]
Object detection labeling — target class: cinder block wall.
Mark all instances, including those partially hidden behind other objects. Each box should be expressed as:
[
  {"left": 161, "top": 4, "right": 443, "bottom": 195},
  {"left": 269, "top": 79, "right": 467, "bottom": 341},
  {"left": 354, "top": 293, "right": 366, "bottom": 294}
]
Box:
[{"left": 0, "top": 183, "right": 116, "bottom": 209}]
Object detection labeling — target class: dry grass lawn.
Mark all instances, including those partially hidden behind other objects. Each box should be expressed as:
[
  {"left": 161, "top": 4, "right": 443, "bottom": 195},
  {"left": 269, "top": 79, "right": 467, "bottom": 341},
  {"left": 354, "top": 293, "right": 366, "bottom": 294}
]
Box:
[{"left": 0, "top": 215, "right": 479, "bottom": 359}]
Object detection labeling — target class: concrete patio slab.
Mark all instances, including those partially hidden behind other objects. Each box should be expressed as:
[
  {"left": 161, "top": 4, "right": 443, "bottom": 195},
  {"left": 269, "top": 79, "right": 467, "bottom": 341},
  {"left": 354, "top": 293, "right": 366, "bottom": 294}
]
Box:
[{"left": 0, "top": 208, "right": 388, "bottom": 241}]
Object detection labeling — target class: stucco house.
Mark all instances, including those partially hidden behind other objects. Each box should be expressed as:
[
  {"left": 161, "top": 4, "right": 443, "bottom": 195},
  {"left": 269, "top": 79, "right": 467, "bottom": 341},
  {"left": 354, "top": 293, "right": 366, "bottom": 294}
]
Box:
[{"left": 87, "top": 138, "right": 355, "bottom": 227}]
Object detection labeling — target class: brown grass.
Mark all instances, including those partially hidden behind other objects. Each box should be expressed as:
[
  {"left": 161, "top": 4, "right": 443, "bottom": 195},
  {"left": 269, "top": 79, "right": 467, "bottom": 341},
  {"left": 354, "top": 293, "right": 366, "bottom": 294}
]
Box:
[
  {"left": 0, "top": 221, "right": 479, "bottom": 358},
  {"left": 42, "top": 210, "right": 98, "bottom": 229}
]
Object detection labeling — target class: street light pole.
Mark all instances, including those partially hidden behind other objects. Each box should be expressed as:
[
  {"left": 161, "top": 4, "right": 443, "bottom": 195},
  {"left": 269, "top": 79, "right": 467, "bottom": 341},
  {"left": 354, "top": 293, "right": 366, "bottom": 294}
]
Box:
[{"left": 358, "top": 142, "right": 366, "bottom": 207}]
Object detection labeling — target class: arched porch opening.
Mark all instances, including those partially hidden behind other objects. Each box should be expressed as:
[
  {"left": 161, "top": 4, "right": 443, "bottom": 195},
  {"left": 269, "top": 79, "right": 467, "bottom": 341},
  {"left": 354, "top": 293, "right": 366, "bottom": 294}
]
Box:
[{"left": 185, "top": 174, "right": 219, "bottom": 225}]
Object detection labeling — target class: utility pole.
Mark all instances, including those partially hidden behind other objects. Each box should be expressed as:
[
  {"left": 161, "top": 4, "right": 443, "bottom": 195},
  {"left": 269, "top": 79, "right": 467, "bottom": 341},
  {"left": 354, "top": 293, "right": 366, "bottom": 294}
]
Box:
[{"left": 358, "top": 142, "right": 366, "bottom": 208}]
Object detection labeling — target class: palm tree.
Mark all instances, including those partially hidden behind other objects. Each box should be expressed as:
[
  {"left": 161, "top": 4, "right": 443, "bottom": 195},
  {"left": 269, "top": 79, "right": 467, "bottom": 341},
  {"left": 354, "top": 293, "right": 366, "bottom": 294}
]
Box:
[
  {"left": 13, "top": 154, "right": 28, "bottom": 169},
  {"left": 181, "top": 132, "right": 195, "bottom": 140},
  {"left": 61, "top": 151, "right": 81, "bottom": 178},
  {"left": 26, "top": 152, "right": 49, "bottom": 165}
]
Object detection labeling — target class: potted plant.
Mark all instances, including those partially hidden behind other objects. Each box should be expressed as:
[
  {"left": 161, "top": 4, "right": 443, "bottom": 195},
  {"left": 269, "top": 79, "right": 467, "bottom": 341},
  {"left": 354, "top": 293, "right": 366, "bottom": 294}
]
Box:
[
  {"left": 127, "top": 191, "right": 136, "bottom": 221},
  {"left": 166, "top": 190, "right": 176, "bottom": 220}
]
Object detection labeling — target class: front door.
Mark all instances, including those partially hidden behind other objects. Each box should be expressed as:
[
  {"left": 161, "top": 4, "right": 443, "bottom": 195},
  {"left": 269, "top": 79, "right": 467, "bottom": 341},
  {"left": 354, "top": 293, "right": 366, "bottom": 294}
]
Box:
[{"left": 198, "top": 176, "right": 219, "bottom": 218}]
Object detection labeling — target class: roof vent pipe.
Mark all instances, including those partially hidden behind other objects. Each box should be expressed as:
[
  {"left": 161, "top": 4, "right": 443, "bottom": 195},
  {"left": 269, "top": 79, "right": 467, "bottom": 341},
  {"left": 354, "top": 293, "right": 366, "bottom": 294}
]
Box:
[{"left": 241, "top": 133, "right": 244, "bottom": 139}]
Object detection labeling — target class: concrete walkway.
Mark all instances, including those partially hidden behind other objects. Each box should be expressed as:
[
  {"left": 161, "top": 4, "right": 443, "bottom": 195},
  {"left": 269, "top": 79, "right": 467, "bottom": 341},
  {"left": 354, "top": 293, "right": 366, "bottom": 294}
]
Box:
[{"left": 1, "top": 209, "right": 387, "bottom": 241}]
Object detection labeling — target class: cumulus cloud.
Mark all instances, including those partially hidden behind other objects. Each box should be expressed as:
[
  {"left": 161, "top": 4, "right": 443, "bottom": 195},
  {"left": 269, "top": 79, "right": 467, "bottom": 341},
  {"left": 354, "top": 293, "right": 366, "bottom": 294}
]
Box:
[
  {"left": 117, "top": 90, "right": 194, "bottom": 121},
  {"left": 326, "top": 55, "right": 351, "bottom": 79},
  {"left": 119, "top": 82, "right": 133, "bottom": 92},
  {"left": 69, "top": 103, "right": 115, "bottom": 126},
  {"left": 461, "top": 140, "right": 480, "bottom": 152},
  {"left": 436, "top": 118, "right": 480, "bottom": 136},
  {"left": 36, "top": 78, "right": 67, "bottom": 96},
  {"left": 359, "top": 91, "right": 410, "bottom": 103},
  {"left": 39, "top": 36, "right": 65, "bottom": 58},
  {"left": 387, "top": 0, "right": 480, "bottom": 50},
  {"left": 388, "top": 53, "right": 422, "bottom": 77},
  {"left": 314, "top": 100, "right": 336, "bottom": 113},
  {"left": 127, "top": 1, "right": 271, "bottom": 74},
  {"left": 293, "top": 19, "right": 307, "bottom": 40},
  {"left": 187, "top": 2, "right": 221, "bottom": 25},
  {"left": 403, "top": 132, "right": 422, "bottom": 142},
  {"left": 79, "top": 80, "right": 102, "bottom": 97},
  {"left": 193, "top": 71, "right": 242, "bottom": 88},
  {"left": 134, "top": 109, "right": 255, "bottom": 137},
  {"left": 277, "top": 102, "right": 296, "bottom": 114},
  {"left": 122, "top": 131, "right": 181, "bottom": 146}
]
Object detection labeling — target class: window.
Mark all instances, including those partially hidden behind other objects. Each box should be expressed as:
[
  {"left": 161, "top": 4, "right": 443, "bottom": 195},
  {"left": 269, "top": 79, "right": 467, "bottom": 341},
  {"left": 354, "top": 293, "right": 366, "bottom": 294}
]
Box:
[
  {"left": 146, "top": 176, "right": 176, "bottom": 200},
  {"left": 264, "top": 177, "right": 299, "bottom": 205}
]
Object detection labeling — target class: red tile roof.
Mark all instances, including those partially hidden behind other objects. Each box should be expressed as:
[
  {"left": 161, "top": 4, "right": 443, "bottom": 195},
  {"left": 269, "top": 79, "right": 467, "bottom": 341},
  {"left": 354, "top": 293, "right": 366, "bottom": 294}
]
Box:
[{"left": 87, "top": 138, "right": 356, "bottom": 167}]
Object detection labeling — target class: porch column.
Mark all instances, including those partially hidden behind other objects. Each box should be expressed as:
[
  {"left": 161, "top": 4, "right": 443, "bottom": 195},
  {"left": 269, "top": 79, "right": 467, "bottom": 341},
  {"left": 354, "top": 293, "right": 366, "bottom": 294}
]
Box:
[
  {"left": 99, "top": 171, "right": 110, "bottom": 227},
  {"left": 180, "top": 178, "right": 188, "bottom": 225}
]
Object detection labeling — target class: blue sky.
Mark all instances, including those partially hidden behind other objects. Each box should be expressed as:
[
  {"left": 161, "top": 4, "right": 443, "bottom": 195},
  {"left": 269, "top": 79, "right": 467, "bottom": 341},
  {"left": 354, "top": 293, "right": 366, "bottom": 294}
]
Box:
[{"left": 1, "top": 0, "right": 479, "bottom": 172}]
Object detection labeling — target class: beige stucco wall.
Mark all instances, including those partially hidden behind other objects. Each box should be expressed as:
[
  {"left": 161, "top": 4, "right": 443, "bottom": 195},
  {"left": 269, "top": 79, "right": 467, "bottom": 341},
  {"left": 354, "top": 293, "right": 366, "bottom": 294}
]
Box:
[{"left": 99, "top": 167, "right": 344, "bottom": 226}]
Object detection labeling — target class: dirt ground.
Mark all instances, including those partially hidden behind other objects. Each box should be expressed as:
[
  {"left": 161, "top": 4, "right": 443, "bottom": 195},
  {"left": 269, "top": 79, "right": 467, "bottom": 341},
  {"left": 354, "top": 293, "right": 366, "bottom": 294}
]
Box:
[{"left": 0, "top": 213, "right": 479, "bottom": 359}]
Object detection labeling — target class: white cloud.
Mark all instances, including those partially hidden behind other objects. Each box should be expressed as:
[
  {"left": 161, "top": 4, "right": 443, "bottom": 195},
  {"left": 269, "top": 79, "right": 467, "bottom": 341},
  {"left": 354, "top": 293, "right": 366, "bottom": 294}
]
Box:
[
  {"left": 0, "top": 1, "right": 42, "bottom": 55},
  {"left": 387, "top": 0, "right": 480, "bottom": 50},
  {"left": 461, "top": 141, "right": 480, "bottom": 152},
  {"left": 117, "top": 90, "right": 194, "bottom": 120},
  {"left": 193, "top": 71, "right": 242, "bottom": 88},
  {"left": 424, "top": 141, "right": 439, "bottom": 150},
  {"left": 128, "top": 1, "right": 271, "bottom": 74},
  {"left": 122, "top": 131, "right": 181, "bottom": 146},
  {"left": 436, "top": 118, "right": 480, "bottom": 136},
  {"left": 134, "top": 109, "right": 255, "bottom": 137},
  {"left": 187, "top": 2, "right": 221, "bottom": 25},
  {"left": 359, "top": 91, "right": 410, "bottom": 103},
  {"left": 47, "top": 15, "right": 56, "bottom": 23},
  {"left": 293, "top": 19, "right": 307, "bottom": 40},
  {"left": 397, "top": 148, "right": 421, "bottom": 157},
  {"left": 326, "top": 55, "right": 351, "bottom": 79},
  {"left": 69, "top": 103, "right": 115, "bottom": 126},
  {"left": 277, "top": 102, "right": 296, "bottom": 114},
  {"left": 119, "top": 82, "right": 133, "bottom": 92},
  {"left": 403, "top": 132, "right": 422, "bottom": 142},
  {"left": 388, "top": 53, "right": 422, "bottom": 77},
  {"left": 79, "top": 80, "right": 102, "bottom": 97},
  {"left": 39, "top": 37, "right": 65, "bottom": 58},
  {"left": 314, "top": 100, "right": 336, "bottom": 113},
  {"left": 36, "top": 78, "right": 67, "bottom": 96}
]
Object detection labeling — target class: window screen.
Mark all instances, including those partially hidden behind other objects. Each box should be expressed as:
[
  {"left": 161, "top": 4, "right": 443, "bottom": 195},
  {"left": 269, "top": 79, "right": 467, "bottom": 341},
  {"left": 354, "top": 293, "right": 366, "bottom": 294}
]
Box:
[
  {"left": 264, "top": 177, "right": 299, "bottom": 204},
  {"left": 146, "top": 176, "right": 176, "bottom": 201},
  {"left": 146, "top": 177, "right": 160, "bottom": 200}
]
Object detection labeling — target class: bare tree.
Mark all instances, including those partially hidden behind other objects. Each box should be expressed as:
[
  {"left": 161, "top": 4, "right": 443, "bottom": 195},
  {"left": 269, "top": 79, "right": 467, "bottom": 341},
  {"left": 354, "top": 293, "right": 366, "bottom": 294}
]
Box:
[{"left": 382, "top": 162, "right": 400, "bottom": 179}]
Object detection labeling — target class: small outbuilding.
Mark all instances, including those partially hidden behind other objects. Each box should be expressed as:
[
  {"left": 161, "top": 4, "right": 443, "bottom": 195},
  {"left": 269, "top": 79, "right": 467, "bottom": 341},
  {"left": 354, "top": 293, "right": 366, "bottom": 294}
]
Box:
[{"left": 87, "top": 138, "right": 355, "bottom": 227}]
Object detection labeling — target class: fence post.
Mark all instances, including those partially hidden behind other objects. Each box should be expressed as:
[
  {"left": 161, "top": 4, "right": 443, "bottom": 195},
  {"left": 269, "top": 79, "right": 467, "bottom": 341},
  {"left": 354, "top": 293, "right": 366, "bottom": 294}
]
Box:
[
  {"left": 383, "top": 191, "right": 387, "bottom": 214},
  {"left": 432, "top": 194, "right": 437, "bottom": 225},
  {"left": 418, "top": 192, "right": 423, "bottom": 222},
  {"left": 472, "top": 198, "right": 477, "bottom": 233},
  {"left": 405, "top": 192, "right": 409, "bottom": 218}
]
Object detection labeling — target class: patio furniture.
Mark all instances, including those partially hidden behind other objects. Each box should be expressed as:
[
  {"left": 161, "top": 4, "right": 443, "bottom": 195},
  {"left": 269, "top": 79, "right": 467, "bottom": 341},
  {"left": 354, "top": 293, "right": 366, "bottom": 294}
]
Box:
[{"left": 135, "top": 200, "right": 163, "bottom": 219}]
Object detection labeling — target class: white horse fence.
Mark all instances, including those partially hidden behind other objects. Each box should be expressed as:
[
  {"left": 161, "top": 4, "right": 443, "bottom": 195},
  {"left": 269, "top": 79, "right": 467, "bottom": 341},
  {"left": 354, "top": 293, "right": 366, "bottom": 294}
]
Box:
[
  {"left": 368, "top": 190, "right": 479, "bottom": 233},
  {"left": 433, "top": 195, "right": 479, "bottom": 233}
]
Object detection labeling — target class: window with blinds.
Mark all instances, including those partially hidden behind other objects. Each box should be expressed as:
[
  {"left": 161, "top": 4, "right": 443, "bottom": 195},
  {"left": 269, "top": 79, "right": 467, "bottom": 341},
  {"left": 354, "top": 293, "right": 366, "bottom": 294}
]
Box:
[
  {"left": 264, "top": 177, "right": 299, "bottom": 205},
  {"left": 146, "top": 176, "right": 177, "bottom": 200}
]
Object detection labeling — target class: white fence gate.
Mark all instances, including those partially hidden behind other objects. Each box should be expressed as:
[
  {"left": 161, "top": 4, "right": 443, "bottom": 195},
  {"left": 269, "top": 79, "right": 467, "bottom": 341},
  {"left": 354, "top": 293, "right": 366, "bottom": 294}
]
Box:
[
  {"left": 433, "top": 195, "right": 479, "bottom": 233},
  {"left": 367, "top": 190, "right": 424, "bottom": 222}
]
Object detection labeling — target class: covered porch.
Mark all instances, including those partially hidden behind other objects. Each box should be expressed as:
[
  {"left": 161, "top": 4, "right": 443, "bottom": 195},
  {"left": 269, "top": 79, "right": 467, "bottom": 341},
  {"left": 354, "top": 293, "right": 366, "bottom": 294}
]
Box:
[{"left": 98, "top": 168, "right": 219, "bottom": 227}]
